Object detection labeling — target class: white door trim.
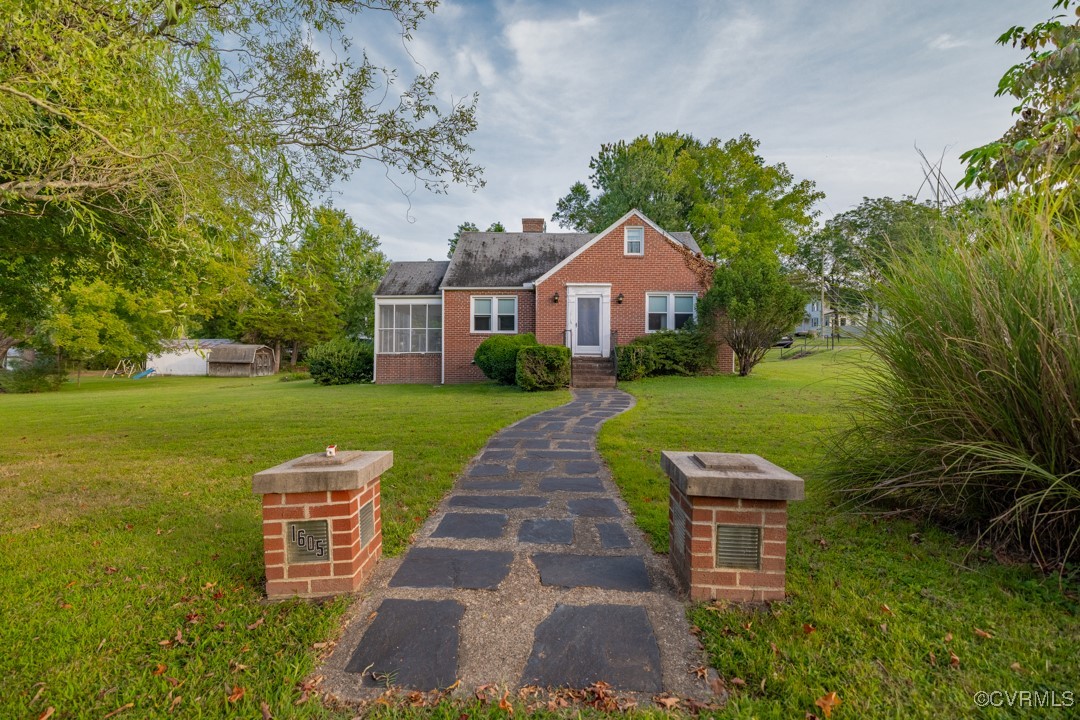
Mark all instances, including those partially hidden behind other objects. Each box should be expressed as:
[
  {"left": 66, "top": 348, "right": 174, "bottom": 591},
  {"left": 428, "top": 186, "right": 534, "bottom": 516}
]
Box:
[{"left": 566, "top": 284, "right": 611, "bottom": 357}]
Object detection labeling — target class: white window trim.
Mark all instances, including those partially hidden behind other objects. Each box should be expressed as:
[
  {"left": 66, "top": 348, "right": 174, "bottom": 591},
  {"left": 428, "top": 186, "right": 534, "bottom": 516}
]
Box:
[
  {"left": 471, "top": 295, "right": 518, "bottom": 334},
  {"left": 645, "top": 292, "right": 697, "bottom": 333},
  {"left": 374, "top": 297, "right": 443, "bottom": 355},
  {"left": 624, "top": 226, "right": 645, "bottom": 256}
]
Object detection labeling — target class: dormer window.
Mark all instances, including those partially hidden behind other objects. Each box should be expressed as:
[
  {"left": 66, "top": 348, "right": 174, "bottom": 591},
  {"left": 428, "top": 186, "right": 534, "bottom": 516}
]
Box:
[{"left": 624, "top": 226, "right": 644, "bottom": 255}]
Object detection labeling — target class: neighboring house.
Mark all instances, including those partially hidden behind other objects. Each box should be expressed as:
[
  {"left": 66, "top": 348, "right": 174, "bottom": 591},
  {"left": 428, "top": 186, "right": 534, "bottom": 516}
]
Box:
[
  {"left": 794, "top": 300, "right": 865, "bottom": 337},
  {"left": 373, "top": 210, "right": 734, "bottom": 384},
  {"left": 207, "top": 344, "right": 276, "bottom": 377},
  {"left": 147, "top": 339, "right": 233, "bottom": 376}
]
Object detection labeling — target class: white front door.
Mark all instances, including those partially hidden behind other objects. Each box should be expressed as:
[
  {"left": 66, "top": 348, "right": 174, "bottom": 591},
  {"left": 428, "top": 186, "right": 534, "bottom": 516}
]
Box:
[{"left": 567, "top": 285, "right": 611, "bottom": 357}]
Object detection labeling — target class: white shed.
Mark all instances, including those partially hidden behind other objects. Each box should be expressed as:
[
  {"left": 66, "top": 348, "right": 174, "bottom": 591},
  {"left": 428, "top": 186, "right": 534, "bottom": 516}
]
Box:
[{"left": 147, "top": 339, "right": 232, "bottom": 376}]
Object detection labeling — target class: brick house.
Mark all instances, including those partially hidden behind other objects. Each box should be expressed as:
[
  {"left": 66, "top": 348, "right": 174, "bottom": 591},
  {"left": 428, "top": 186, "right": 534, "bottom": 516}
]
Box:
[{"left": 373, "top": 209, "right": 734, "bottom": 384}]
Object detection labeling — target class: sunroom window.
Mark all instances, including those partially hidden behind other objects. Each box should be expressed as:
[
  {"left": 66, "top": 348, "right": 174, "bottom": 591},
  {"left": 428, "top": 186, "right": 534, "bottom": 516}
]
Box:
[{"left": 377, "top": 302, "right": 442, "bottom": 353}]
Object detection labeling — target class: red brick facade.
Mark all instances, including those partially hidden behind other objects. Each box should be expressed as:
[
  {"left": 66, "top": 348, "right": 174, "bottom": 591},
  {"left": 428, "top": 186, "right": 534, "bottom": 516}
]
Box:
[
  {"left": 441, "top": 288, "right": 536, "bottom": 383},
  {"left": 375, "top": 352, "right": 440, "bottom": 384},
  {"left": 669, "top": 487, "right": 788, "bottom": 602},
  {"left": 260, "top": 481, "right": 382, "bottom": 598},
  {"left": 374, "top": 211, "right": 736, "bottom": 383}
]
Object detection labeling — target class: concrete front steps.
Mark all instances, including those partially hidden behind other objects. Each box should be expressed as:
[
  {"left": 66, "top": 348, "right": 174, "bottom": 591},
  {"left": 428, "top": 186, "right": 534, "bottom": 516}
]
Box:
[{"left": 571, "top": 356, "right": 617, "bottom": 388}]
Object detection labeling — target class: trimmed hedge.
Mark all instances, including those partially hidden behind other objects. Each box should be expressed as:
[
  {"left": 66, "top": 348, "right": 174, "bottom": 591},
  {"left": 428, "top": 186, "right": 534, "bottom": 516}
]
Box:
[
  {"left": 474, "top": 333, "right": 537, "bottom": 385},
  {"left": 307, "top": 338, "right": 373, "bottom": 385},
  {"left": 617, "top": 329, "right": 715, "bottom": 380},
  {"left": 516, "top": 345, "right": 570, "bottom": 391}
]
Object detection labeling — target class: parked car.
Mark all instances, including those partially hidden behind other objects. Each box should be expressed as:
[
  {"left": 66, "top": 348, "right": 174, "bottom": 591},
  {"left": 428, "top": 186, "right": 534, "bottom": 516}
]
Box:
[{"left": 773, "top": 335, "right": 794, "bottom": 348}]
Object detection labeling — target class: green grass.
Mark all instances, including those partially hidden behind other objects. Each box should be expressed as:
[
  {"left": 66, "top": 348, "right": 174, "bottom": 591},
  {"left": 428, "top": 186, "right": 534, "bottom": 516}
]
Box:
[
  {"left": 0, "top": 375, "right": 566, "bottom": 719},
  {"left": 600, "top": 348, "right": 1080, "bottom": 719},
  {"left": 3, "top": 356, "right": 1078, "bottom": 719}
]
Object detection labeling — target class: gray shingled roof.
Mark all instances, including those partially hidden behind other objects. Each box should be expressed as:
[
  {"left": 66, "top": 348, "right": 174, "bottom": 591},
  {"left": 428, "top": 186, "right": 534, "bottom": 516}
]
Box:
[
  {"left": 441, "top": 229, "right": 701, "bottom": 288},
  {"left": 670, "top": 231, "right": 702, "bottom": 255},
  {"left": 441, "top": 232, "right": 593, "bottom": 288},
  {"left": 376, "top": 260, "right": 449, "bottom": 296}
]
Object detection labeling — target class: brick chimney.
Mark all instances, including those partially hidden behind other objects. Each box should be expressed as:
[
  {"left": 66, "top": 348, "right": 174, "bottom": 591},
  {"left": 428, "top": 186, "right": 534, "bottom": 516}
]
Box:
[{"left": 522, "top": 218, "right": 546, "bottom": 233}]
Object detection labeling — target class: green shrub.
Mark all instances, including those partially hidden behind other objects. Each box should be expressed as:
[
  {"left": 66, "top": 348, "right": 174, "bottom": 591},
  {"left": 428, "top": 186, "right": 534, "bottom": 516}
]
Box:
[
  {"left": 617, "top": 328, "right": 714, "bottom": 380},
  {"left": 306, "top": 338, "right": 373, "bottom": 385},
  {"left": 0, "top": 357, "right": 66, "bottom": 393},
  {"left": 828, "top": 205, "right": 1080, "bottom": 567},
  {"left": 474, "top": 333, "right": 537, "bottom": 385},
  {"left": 516, "top": 345, "right": 570, "bottom": 391},
  {"left": 616, "top": 343, "right": 656, "bottom": 381}
]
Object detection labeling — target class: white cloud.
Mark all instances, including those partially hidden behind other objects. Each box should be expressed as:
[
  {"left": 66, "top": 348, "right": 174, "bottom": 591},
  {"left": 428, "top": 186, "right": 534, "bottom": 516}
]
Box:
[
  {"left": 929, "top": 33, "right": 969, "bottom": 50},
  {"left": 330, "top": 0, "right": 1041, "bottom": 262}
]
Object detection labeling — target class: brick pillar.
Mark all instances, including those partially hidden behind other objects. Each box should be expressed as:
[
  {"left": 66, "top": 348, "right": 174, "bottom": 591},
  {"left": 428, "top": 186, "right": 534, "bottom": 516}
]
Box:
[
  {"left": 253, "top": 450, "right": 392, "bottom": 599},
  {"left": 662, "top": 452, "right": 803, "bottom": 602}
]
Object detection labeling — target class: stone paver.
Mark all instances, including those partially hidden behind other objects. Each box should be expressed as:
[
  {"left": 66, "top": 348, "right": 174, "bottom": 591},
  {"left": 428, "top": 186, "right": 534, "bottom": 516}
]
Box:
[
  {"left": 521, "top": 604, "right": 662, "bottom": 692},
  {"left": 321, "top": 388, "right": 713, "bottom": 705}
]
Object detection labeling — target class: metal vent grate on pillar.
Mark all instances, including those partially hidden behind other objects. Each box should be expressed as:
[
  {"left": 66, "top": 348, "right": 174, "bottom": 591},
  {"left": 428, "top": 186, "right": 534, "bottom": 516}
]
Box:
[
  {"left": 715, "top": 524, "right": 761, "bottom": 569},
  {"left": 359, "top": 501, "right": 375, "bottom": 547}
]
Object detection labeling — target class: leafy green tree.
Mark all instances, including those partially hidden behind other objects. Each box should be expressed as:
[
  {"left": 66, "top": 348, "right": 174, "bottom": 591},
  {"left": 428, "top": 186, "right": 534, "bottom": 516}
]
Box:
[
  {"left": 239, "top": 206, "right": 387, "bottom": 368},
  {"left": 701, "top": 254, "right": 807, "bottom": 376},
  {"left": 553, "top": 132, "right": 823, "bottom": 260},
  {"left": 0, "top": 0, "right": 481, "bottom": 313},
  {"left": 959, "top": 1, "right": 1080, "bottom": 193},
  {"left": 447, "top": 220, "right": 505, "bottom": 258},
  {"left": 793, "top": 196, "right": 948, "bottom": 317}
]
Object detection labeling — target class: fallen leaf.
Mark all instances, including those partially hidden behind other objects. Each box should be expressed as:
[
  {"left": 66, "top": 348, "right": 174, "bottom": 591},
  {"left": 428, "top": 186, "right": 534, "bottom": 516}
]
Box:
[
  {"left": 880, "top": 604, "right": 893, "bottom": 616},
  {"left": 817, "top": 538, "right": 828, "bottom": 548},
  {"left": 103, "top": 702, "right": 134, "bottom": 719},
  {"left": 65, "top": 580, "right": 76, "bottom": 589},
  {"left": 105, "top": 566, "right": 118, "bottom": 575},
  {"left": 709, "top": 676, "right": 726, "bottom": 696},
  {"left": 311, "top": 642, "right": 328, "bottom": 649},
  {"left": 1010, "top": 662, "right": 1022, "bottom": 672},
  {"left": 185, "top": 613, "right": 201, "bottom": 625},
  {"left": 654, "top": 694, "right": 680, "bottom": 709},
  {"left": 498, "top": 690, "right": 513, "bottom": 714},
  {"left": 38, "top": 709, "right": 55, "bottom": 720},
  {"left": 227, "top": 685, "right": 246, "bottom": 703},
  {"left": 168, "top": 696, "right": 182, "bottom": 713},
  {"left": 158, "top": 639, "right": 172, "bottom": 647},
  {"left": 59, "top": 602, "right": 73, "bottom": 610},
  {"left": 950, "top": 652, "right": 960, "bottom": 668},
  {"left": 880, "top": 623, "right": 888, "bottom": 633},
  {"left": 152, "top": 664, "right": 166, "bottom": 676},
  {"left": 974, "top": 628, "right": 993, "bottom": 639},
  {"left": 731, "top": 677, "right": 746, "bottom": 687},
  {"left": 246, "top": 617, "right": 264, "bottom": 631},
  {"left": 203, "top": 582, "right": 216, "bottom": 589},
  {"left": 928, "top": 651, "right": 937, "bottom": 667},
  {"left": 803, "top": 623, "right": 816, "bottom": 635},
  {"left": 814, "top": 691, "right": 841, "bottom": 718},
  {"left": 944, "top": 632, "right": 953, "bottom": 643},
  {"left": 260, "top": 700, "right": 272, "bottom": 720}
]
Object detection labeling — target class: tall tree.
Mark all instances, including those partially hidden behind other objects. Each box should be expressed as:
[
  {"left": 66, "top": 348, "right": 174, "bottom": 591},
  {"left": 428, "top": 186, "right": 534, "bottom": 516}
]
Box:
[
  {"left": 959, "top": 1, "right": 1080, "bottom": 194},
  {"left": 447, "top": 220, "right": 505, "bottom": 258},
  {"left": 1, "top": 0, "right": 481, "bottom": 323},
  {"left": 793, "top": 196, "right": 948, "bottom": 316},
  {"left": 553, "top": 132, "right": 823, "bottom": 260}
]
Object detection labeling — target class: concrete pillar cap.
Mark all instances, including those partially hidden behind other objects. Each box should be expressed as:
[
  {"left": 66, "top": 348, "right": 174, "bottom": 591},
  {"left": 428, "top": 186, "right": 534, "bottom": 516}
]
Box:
[
  {"left": 253, "top": 450, "right": 393, "bottom": 495},
  {"left": 661, "top": 451, "right": 804, "bottom": 501}
]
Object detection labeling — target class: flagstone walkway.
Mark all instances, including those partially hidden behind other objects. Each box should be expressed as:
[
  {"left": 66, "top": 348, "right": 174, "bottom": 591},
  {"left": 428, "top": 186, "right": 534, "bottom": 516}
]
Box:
[{"left": 320, "top": 389, "right": 713, "bottom": 704}]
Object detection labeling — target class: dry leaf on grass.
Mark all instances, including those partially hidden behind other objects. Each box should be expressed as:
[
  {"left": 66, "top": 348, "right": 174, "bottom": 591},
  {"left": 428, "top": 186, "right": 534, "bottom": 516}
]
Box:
[
  {"left": 37, "top": 709, "right": 55, "bottom": 720},
  {"left": 814, "top": 691, "right": 841, "bottom": 718},
  {"left": 227, "top": 685, "right": 246, "bottom": 703},
  {"left": 974, "top": 628, "right": 993, "bottom": 639}
]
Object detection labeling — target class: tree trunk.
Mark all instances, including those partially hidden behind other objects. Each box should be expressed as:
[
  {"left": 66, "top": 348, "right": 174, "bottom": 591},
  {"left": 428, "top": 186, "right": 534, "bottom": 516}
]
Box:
[
  {"left": 290, "top": 340, "right": 298, "bottom": 370},
  {"left": 273, "top": 340, "right": 281, "bottom": 373}
]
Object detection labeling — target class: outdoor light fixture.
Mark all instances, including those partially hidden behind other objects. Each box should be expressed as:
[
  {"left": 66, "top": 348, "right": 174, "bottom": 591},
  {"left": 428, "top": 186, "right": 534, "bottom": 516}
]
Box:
[
  {"left": 617, "top": 293, "right": 624, "bottom": 304},
  {"left": 553, "top": 292, "right": 560, "bottom": 303}
]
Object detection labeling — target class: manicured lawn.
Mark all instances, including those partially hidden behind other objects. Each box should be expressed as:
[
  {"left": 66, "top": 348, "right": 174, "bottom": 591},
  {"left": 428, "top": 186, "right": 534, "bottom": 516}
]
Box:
[
  {"left": 601, "top": 349, "right": 1080, "bottom": 719},
  {"left": 0, "top": 375, "right": 567, "bottom": 719}
]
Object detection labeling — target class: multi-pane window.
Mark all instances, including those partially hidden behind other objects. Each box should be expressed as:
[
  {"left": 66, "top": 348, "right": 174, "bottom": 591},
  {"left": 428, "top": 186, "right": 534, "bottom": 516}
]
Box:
[
  {"left": 377, "top": 302, "right": 442, "bottom": 353},
  {"left": 472, "top": 296, "right": 517, "bottom": 333},
  {"left": 625, "top": 226, "right": 644, "bottom": 255},
  {"left": 647, "top": 293, "right": 696, "bottom": 331}
]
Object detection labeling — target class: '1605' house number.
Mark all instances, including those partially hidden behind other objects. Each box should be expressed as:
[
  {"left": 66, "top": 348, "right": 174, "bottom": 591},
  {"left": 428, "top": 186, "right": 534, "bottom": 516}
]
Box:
[{"left": 286, "top": 520, "right": 330, "bottom": 563}]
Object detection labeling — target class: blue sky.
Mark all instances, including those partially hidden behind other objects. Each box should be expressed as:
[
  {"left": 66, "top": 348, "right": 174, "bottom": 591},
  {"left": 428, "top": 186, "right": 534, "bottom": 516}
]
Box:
[{"left": 333, "top": 0, "right": 1045, "bottom": 261}]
